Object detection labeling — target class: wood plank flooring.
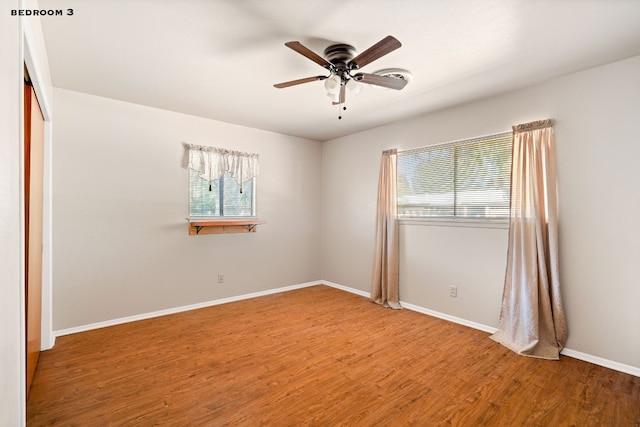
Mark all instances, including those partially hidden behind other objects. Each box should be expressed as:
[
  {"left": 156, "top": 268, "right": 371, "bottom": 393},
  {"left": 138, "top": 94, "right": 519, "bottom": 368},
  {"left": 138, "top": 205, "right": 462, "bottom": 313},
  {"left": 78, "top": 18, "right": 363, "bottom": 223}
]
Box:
[{"left": 27, "top": 285, "right": 640, "bottom": 426}]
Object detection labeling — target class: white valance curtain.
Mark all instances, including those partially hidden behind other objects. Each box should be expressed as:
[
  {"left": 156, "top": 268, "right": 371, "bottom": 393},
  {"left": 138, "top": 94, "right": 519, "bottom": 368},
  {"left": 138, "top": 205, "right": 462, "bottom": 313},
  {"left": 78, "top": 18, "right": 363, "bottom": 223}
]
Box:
[
  {"left": 185, "top": 143, "right": 260, "bottom": 193},
  {"left": 491, "top": 119, "right": 567, "bottom": 360}
]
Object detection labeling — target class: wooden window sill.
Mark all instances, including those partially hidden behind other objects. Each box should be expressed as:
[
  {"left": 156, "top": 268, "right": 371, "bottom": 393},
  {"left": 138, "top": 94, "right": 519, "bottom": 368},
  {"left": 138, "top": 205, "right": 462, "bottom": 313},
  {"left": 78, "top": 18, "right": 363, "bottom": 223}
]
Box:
[{"left": 188, "top": 219, "right": 266, "bottom": 235}]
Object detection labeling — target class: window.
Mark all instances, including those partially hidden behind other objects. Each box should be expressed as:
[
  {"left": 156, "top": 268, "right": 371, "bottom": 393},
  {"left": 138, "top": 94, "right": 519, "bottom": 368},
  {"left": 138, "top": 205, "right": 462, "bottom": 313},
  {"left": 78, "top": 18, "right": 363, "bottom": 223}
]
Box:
[
  {"left": 397, "top": 132, "right": 512, "bottom": 220},
  {"left": 189, "top": 169, "right": 255, "bottom": 217},
  {"left": 185, "top": 144, "right": 259, "bottom": 219}
]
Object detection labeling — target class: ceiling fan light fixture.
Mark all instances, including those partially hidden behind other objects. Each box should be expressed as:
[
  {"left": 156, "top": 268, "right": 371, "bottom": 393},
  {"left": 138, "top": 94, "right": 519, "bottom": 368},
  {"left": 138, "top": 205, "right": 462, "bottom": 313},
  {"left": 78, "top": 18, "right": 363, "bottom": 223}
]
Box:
[
  {"left": 327, "top": 91, "right": 340, "bottom": 103},
  {"left": 324, "top": 74, "right": 342, "bottom": 94},
  {"left": 346, "top": 78, "right": 361, "bottom": 95}
]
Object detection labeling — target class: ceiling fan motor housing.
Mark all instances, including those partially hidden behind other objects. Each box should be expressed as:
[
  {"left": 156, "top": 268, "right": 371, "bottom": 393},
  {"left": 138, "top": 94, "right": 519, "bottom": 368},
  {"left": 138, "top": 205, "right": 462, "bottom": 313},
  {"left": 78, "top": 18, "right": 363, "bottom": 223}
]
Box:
[
  {"left": 323, "top": 43, "right": 356, "bottom": 70},
  {"left": 324, "top": 43, "right": 356, "bottom": 78}
]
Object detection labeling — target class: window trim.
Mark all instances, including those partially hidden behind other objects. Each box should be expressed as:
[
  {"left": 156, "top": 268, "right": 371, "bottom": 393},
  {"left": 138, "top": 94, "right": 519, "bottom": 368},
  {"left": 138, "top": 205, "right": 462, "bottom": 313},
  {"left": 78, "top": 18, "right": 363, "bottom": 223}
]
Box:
[
  {"left": 399, "top": 217, "right": 509, "bottom": 229},
  {"left": 187, "top": 172, "right": 261, "bottom": 235},
  {"left": 188, "top": 171, "right": 258, "bottom": 219}
]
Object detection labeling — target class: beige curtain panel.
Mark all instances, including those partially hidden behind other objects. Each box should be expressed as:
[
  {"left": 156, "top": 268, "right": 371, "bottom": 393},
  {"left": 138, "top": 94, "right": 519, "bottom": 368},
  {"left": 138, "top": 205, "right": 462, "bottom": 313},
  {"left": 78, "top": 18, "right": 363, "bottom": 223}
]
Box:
[
  {"left": 491, "top": 119, "right": 568, "bottom": 360},
  {"left": 371, "top": 149, "right": 401, "bottom": 309}
]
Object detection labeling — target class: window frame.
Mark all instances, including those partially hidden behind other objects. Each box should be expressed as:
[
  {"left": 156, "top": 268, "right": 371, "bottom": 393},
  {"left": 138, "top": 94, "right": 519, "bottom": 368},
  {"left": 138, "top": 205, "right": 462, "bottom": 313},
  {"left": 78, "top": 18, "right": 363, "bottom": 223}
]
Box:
[
  {"left": 397, "top": 131, "right": 512, "bottom": 228},
  {"left": 188, "top": 169, "right": 258, "bottom": 220}
]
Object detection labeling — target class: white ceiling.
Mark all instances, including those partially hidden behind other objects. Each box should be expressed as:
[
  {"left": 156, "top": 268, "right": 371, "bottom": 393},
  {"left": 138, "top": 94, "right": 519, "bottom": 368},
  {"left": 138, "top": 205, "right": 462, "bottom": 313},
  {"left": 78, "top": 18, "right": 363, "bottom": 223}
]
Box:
[{"left": 39, "top": 0, "right": 640, "bottom": 142}]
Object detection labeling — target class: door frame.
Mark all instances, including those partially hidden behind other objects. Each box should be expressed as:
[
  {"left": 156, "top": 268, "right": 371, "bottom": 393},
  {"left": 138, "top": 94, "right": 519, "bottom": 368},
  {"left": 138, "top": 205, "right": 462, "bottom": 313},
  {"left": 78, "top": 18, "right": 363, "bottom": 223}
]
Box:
[{"left": 20, "top": 14, "right": 54, "bottom": 402}]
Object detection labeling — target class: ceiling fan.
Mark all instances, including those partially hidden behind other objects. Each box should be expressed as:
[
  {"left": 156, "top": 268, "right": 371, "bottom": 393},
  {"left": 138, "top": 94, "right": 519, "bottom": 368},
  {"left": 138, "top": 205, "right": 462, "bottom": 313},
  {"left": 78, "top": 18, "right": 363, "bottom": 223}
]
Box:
[{"left": 274, "top": 36, "right": 409, "bottom": 119}]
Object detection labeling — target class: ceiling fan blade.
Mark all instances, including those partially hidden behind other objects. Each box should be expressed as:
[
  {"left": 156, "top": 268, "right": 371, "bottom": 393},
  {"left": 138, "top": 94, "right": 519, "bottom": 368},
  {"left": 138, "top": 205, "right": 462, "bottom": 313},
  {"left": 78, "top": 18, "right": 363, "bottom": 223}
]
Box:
[
  {"left": 348, "top": 36, "right": 402, "bottom": 70},
  {"left": 332, "top": 84, "right": 346, "bottom": 105},
  {"left": 285, "top": 41, "right": 332, "bottom": 69},
  {"left": 353, "top": 73, "right": 408, "bottom": 90},
  {"left": 274, "top": 75, "right": 327, "bottom": 88}
]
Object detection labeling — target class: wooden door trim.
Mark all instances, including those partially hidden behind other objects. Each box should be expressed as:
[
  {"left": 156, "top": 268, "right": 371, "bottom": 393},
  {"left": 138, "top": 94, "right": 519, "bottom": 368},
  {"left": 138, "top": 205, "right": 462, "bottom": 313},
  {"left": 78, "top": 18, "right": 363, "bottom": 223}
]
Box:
[
  {"left": 23, "top": 31, "right": 55, "bottom": 356},
  {"left": 24, "top": 81, "right": 44, "bottom": 398}
]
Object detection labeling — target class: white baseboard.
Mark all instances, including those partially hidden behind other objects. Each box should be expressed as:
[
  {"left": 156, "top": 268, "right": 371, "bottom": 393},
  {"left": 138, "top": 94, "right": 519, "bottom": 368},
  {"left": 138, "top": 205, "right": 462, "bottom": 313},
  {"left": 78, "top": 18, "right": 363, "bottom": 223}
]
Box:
[
  {"left": 322, "top": 280, "right": 497, "bottom": 333},
  {"left": 322, "top": 280, "right": 371, "bottom": 298},
  {"left": 400, "top": 301, "right": 498, "bottom": 334},
  {"left": 560, "top": 348, "right": 640, "bottom": 377},
  {"left": 53, "top": 279, "right": 639, "bottom": 378},
  {"left": 323, "top": 281, "right": 639, "bottom": 378},
  {"left": 53, "top": 280, "right": 322, "bottom": 338}
]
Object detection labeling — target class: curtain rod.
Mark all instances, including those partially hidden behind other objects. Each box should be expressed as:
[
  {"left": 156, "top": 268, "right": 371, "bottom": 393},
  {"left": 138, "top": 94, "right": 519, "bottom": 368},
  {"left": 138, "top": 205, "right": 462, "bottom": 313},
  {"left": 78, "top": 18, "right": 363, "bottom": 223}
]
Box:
[
  {"left": 513, "top": 119, "right": 553, "bottom": 132},
  {"left": 183, "top": 142, "right": 258, "bottom": 158}
]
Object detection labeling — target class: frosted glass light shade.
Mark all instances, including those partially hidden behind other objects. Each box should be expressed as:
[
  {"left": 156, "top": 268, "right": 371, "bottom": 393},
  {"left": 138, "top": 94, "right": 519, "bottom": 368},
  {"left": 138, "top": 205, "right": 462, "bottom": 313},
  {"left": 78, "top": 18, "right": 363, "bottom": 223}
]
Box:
[
  {"left": 326, "top": 92, "right": 340, "bottom": 103},
  {"left": 346, "top": 78, "right": 361, "bottom": 95},
  {"left": 324, "top": 74, "right": 341, "bottom": 95}
]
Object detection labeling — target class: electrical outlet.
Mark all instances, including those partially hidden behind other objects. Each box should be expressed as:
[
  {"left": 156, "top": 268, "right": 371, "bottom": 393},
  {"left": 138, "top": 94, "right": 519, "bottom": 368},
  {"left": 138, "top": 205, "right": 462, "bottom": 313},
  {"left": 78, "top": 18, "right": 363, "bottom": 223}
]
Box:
[
  {"left": 449, "top": 286, "right": 458, "bottom": 298},
  {"left": 217, "top": 273, "right": 224, "bottom": 284}
]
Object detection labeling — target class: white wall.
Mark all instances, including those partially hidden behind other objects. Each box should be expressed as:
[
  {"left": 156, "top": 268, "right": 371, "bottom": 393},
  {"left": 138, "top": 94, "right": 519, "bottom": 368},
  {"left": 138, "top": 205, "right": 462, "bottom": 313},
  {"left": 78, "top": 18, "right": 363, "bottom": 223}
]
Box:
[
  {"left": 1, "top": 1, "right": 54, "bottom": 423},
  {"left": 321, "top": 55, "right": 640, "bottom": 370},
  {"left": 52, "top": 89, "right": 322, "bottom": 331},
  {"left": 0, "top": 3, "right": 24, "bottom": 424}
]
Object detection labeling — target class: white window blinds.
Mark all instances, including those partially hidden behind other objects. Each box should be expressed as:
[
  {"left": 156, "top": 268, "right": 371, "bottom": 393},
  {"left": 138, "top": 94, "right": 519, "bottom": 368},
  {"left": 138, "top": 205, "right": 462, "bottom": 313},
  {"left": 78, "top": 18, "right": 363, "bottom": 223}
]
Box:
[
  {"left": 185, "top": 144, "right": 260, "bottom": 217},
  {"left": 397, "top": 132, "right": 512, "bottom": 220}
]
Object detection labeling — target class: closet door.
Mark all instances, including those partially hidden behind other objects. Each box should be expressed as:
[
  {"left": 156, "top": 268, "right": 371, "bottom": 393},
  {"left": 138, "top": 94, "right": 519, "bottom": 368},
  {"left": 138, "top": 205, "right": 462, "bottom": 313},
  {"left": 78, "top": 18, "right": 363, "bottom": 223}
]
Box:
[{"left": 24, "top": 81, "right": 44, "bottom": 397}]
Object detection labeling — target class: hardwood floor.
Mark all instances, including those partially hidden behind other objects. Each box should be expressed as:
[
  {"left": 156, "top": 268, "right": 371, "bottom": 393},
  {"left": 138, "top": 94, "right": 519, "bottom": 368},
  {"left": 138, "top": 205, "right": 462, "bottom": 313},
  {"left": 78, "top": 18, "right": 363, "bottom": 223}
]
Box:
[{"left": 27, "top": 285, "right": 639, "bottom": 426}]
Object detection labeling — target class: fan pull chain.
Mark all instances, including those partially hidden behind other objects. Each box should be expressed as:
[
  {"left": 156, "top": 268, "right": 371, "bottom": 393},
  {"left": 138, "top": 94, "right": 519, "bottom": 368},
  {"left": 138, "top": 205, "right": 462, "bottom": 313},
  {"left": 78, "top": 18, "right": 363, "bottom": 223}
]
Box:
[{"left": 338, "top": 101, "right": 346, "bottom": 120}]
